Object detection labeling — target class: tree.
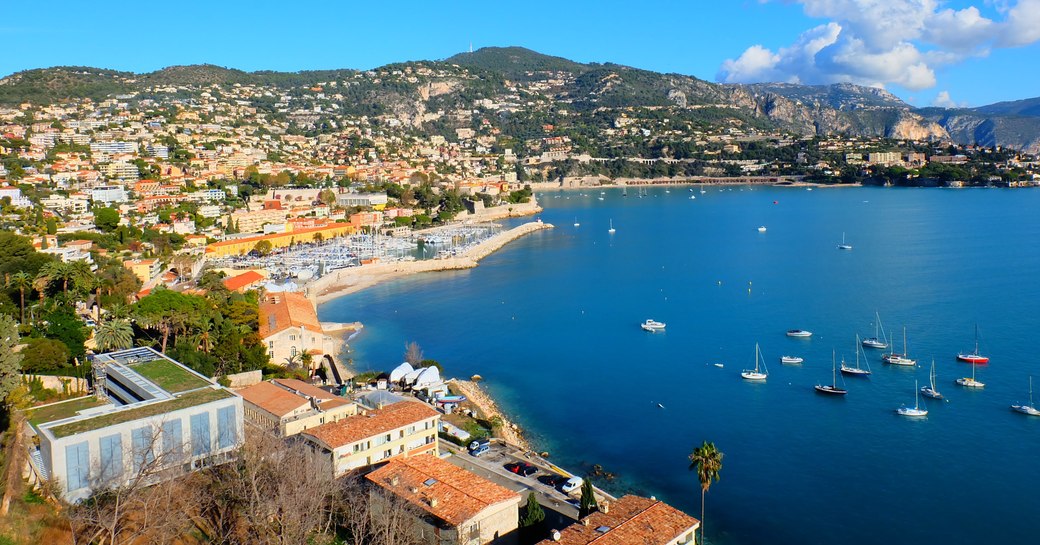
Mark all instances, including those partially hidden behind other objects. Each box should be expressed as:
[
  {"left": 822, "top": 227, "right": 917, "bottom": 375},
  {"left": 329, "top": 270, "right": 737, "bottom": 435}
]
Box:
[
  {"left": 45, "top": 311, "right": 86, "bottom": 363},
  {"left": 19, "top": 337, "right": 70, "bottom": 373},
  {"left": 404, "top": 341, "right": 423, "bottom": 365},
  {"left": 94, "top": 319, "right": 134, "bottom": 352},
  {"left": 94, "top": 207, "right": 120, "bottom": 232},
  {"left": 689, "top": 441, "right": 723, "bottom": 545},
  {"left": 253, "top": 239, "right": 273, "bottom": 256},
  {"left": 521, "top": 492, "right": 545, "bottom": 528},
  {"left": 7, "top": 271, "right": 32, "bottom": 325},
  {"left": 319, "top": 189, "right": 337, "bottom": 207},
  {"left": 579, "top": 477, "right": 598, "bottom": 518},
  {"left": 0, "top": 315, "right": 21, "bottom": 403},
  {"left": 132, "top": 289, "right": 212, "bottom": 353}
]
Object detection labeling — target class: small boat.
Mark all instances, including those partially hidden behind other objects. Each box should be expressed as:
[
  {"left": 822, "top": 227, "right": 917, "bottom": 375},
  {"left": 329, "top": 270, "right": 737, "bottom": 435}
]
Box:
[
  {"left": 573, "top": 217, "right": 580, "bottom": 227},
  {"left": 1011, "top": 377, "right": 1040, "bottom": 415},
  {"left": 897, "top": 380, "right": 929, "bottom": 417},
  {"left": 741, "top": 343, "right": 768, "bottom": 381},
  {"left": 815, "top": 350, "right": 848, "bottom": 395},
  {"left": 955, "top": 359, "right": 985, "bottom": 388},
  {"left": 758, "top": 226, "right": 767, "bottom": 232},
  {"left": 787, "top": 329, "right": 813, "bottom": 338},
  {"left": 641, "top": 319, "right": 666, "bottom": 332},
  {"left": 841, "top": 335, "right": 872, "bottom": 376},
  {"left": 882, "top": 326, "right": 917, "bottom": 366},
  {"left": 921, "top": 359, "right": 943, "bottom": 399},
  {"left": 713, "top": 363, "right": 724, "bottom": 368},
  {"left": 957, "top": 324, "right": 989, "bottom": 364},
  {"left": 862, "top": 311, "right": 889, "bottom": 349},
  {"left": 837, "top": 232, "right": 852, "bottom": 250},
  {"left": 608, "top": 219, "right": 616, "bottom": 234},
  {"left": 780, "top": 356, "right": 803, "bottom": 364}
]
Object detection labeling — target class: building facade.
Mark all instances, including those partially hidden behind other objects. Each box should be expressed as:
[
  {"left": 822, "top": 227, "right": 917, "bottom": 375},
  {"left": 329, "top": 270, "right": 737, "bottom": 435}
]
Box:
[{"left": 237, "top": 379, "right": 357, "bottom": 437}]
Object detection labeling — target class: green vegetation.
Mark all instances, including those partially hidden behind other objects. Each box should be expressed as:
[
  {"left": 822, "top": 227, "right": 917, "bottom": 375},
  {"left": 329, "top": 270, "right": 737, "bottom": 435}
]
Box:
[
  {"left": 130, "top": 358, "right": 210, "bottom": 393},
  {"left": 25, "top": 396, "right": 106, "bottom": 427},
  {"left": 689, "top": 440, "right": 724, "bottom": 545},
  {"left": 49, "top": 388, "right": 231, "bottom": 438}
]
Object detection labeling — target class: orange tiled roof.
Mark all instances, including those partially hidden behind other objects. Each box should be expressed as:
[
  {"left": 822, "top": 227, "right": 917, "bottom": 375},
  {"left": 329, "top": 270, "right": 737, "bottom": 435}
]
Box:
[
  {"left": 223, "top": 270, "right": 265, "bottom": 292},
  {"left": 237, "top": 381, "right": 309, "bottom": 418},
  {"left": 535, "top": 495, "right": 700, "bottom": 545},
  {"left": 271, "top": 378, "right": 337, "bottom": 401},
  {"left": 258, "top": 292, "right": 322, "bottom": 338},
  {"left": 366, "top": 455, "right": 519, "bottom": 527},
  {"left": 301, "top": 400, "right": 438, "bottom": 449}
]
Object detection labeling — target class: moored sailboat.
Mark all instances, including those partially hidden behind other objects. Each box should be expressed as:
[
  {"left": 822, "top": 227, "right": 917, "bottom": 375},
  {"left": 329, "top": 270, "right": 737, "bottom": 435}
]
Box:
[
  {"left": 841, "top": 335, "right": 872, "bottom": 376},
  {"left": 897, "top": 380, "right": 929, "bottom": 417},
  {"left": 741, "top": 343, "right": 768, "bottom": 381},
  {"left": 957, "top": 324, "right": 989, "bottom": 364},
  {"left": 862, "top": 311, "right": 888, "bottom": 349},
  {"left": 921, "top": 360, "right": 943, "bottom": 399},
  {"left": 882, "top": 326, "right": 916, "bottom": 366},
  {"left": 815, "top": 350, "right": 848, "bottom": 395},
  {"left": 1011, "top": 377, "right": 1040, "bottom": 415},
  {"left": 955, "top": 359, "right": 985, "bottom": 388}
]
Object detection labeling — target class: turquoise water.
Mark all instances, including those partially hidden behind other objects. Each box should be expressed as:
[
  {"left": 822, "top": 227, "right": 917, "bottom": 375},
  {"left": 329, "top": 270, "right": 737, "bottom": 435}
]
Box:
[{"left": 320, "top": 186, "right": 1040, "bottom": 545}]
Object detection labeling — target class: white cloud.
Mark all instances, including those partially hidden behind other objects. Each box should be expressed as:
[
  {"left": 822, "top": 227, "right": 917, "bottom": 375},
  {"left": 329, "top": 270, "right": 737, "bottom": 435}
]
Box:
[
  {"left": 932, "top": 90, "right": 964, "bottom": 108},
  {"left": 718, "top": 0, "right": 1040, "bottom": 90}
]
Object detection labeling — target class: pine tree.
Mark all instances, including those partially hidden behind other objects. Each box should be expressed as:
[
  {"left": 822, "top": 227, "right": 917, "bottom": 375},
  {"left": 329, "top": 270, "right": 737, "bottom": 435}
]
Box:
[
  {"left": 0, "top": 315, "right": 22, "bottom": 404},
  {"left": 521, "top": 492, "right": 545, "bottom": 528},
  {"left": 579, "top": 478, "right": 598, "bottom": 518}
]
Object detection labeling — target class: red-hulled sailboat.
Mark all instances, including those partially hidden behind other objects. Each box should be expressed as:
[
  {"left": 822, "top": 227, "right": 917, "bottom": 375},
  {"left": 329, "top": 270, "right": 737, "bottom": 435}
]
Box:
[{"left": 957, "top": 324, "right": 989, "bottom": 364}]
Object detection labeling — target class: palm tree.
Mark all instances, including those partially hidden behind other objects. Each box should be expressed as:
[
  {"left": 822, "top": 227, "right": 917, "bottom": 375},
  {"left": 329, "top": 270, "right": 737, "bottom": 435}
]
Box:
[
  {"left": 94, "top": 319, "right": 134, "bottom": 352},
  {"left": 8, "top": 272, "right": 32, "bottom": 324},
  {"left": 37, "top": 261, "right": 75, "bottom": 294},
  {"left": 93, "top": 316, "right": 135, "bottom": 351},
  {"left": 689, "top": 441, "right": 723, "bottom": 544}
]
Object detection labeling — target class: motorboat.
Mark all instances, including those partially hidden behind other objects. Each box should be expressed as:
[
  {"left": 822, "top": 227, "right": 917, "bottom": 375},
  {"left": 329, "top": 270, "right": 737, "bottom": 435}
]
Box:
[
  {"left": 787, "top": 329, "right": 813, "bottom": 338},
  {"left": 641, "top": 319, "right": 666, "bottom": 332},
  {"left": 780, "top": 356, "right": 803, "bottom": 364}
]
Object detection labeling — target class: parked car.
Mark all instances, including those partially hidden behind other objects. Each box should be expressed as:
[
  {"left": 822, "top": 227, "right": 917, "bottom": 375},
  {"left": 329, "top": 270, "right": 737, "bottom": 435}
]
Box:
[
  {"left": 469, "top": 442, "right": 490, "bottom": 457},
  {"left": 538, "top": 474, "right": 567, "bottom": 487},
  {"left": 504, "top": 462, "right": 538, "bottom": 477},
  {"left": 560, "top": 476, "right": 583, "bottom": 494}
]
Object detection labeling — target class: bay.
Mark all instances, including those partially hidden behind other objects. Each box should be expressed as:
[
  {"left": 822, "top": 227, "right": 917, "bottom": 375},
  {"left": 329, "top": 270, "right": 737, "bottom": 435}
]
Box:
[{"left": 319, "top": 185, "right": 1040, "bottom": 545}]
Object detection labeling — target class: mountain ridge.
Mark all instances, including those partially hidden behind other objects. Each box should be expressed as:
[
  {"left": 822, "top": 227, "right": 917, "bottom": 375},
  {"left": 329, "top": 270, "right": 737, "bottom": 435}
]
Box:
[{"left": 2, "top": 47, "right": 1037, "bottom": 152}]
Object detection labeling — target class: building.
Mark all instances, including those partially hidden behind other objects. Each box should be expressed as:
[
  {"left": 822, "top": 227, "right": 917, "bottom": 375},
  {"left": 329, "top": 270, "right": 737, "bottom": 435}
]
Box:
[
  {"left": 258, "top": 291, "right": 338, "bottom": 372},
  {"left": 535, "top": 495, "right": 700, "bottom": 545},
  {"left": 237, "top": 378, "right": 356, "bottom": 437},
  {"left": 336, "top": 192, "right": 388, "bottom": 209},
  {"left": 867, "top": 151, "right": 902, "bottom": 166},
  {"left": 299, "top": 400, "right": 439, "bottom": 476},
  {"left": 123, "top": 258, "right": 160, "bottom": 283},
  {"left": 90, "top": 185, "right": 129, "bottom": 205},
  {"left": 24, "top": 347, "right": 243, "bottom": 502},
  {"left": 222, "top": 270, "right": 266, "bottom": 293},
  {"left": 205, "top": 223, "right": 355, "bottom": 257},
  {"left": 366, "top": 455, "right": 521, "bottom": 545},
  {"left": 0, "top": 185, "right": 33, "bottom": 208}
]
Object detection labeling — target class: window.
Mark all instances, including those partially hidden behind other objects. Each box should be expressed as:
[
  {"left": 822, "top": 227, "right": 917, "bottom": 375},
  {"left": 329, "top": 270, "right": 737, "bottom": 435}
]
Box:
[
  {"left": 217, "top": 406, "right": 237, "bottom": 449},
  {"left": 131, "top": 426, "right": 155, "bottom": 474},
  {"left": 99, "top": 433, "right": 123, "bottom": 484},
  {"left": 65, "top": 441, "right": 90, "bottom": 492},
  {"left": 383, "top": 449, "right": 392, "bottom": 459},
  {"left": 190, "top": 413, "right": 212, "bottom": 457},
  {"left": 162, "top": 419, "right": 183, "bottom": 461},
  {"left": 289, "top": 334, "right": 296, "bottom": 341}
]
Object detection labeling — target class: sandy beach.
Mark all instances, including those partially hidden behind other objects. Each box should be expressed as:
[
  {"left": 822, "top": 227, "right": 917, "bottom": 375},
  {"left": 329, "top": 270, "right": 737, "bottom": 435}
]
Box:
[
  {"left": 307, "top": 220, "right": 553, "bottom": 305},
  {"left": 448, "top": 379, "right": 530, "bottom": 450}
]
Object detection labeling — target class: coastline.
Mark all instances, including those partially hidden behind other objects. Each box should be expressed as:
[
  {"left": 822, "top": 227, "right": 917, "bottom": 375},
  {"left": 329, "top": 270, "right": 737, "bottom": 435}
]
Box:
[
  {"left": 529, "top": 176, "right": 859, "bottom": 192},
  {"left": 307, "top": 220, "right": 554, "bottom": 306},
  {"left": 447, "top": 379, "right": 531, "bottom": 451}
]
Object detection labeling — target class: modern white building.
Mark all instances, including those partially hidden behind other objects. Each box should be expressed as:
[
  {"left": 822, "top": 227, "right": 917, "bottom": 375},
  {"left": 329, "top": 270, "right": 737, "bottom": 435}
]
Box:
[
  {"left": 25, "top": 347, "right": 244, "bottom": 502},
  {"left": 90, "top": 185, "right": 129, "bottom": 204},
  {"left": 0, "top": 186, "right": 33, "bottom": 208}
]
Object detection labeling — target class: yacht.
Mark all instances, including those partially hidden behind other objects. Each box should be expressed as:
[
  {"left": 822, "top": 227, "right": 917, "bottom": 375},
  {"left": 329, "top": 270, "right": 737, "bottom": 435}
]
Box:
[
  {"left": 780, "top": 356, "right": 804, "bottom": 364},
  {"left": 815, "top": 350, "right": 848, "bottom": 395},
  {"left": 1011, "top": 377, "right": 1040, "bottom": 415},
  {"left": 787, "top": 329, "right": 813, "bottom": 338},
  {"left": 641, "top": 319, "right": 666, "bottom": 332},
  {"left": 956, "top": 360, "right": 985, "bottom": 388},
  {"left": 837, "top": 232, "right": 852, "bottom": 250},
  {"left": 862, "top": 311, "right": 889, "bottom": 349},
  {"left": 921, "top": 360, "right": 943, "bottom": 399},
  {"left": 882, "top": 327, "right": 917, "bottom": 366},
  {"left": 758, "top": 226, "right": 767, "bottom": 232},
  {"left": 840, "top": 335, "right": 872, "bottom": 376},
  {"left": 956, "top": 324, "right": 989, "bottom": 364}
]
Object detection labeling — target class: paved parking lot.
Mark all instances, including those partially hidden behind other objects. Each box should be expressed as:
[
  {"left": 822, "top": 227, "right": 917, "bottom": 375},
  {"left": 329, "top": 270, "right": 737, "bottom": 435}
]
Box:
[{"left": 441, "top": 439, "right": 613, "bottom": 522}]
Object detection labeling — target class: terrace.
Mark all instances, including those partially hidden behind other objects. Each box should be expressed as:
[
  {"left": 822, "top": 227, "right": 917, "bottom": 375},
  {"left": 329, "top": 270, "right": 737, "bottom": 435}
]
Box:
[
  {"left": 48, "top": 387, "right": 233, "bottom": 438},
  {"left": 129, "top": 358, "right": 211, "bottom": 393}
]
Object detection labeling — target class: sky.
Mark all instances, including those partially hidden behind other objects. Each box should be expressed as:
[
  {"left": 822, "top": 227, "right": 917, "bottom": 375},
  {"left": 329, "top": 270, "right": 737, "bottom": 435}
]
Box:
[{"left": 3, "top": 0, "right": 1039, "bottom": 107}]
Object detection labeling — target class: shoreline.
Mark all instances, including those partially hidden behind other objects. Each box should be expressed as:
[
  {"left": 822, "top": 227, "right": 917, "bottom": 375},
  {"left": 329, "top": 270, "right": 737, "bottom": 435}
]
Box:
[
  {"left": 447, "top": 379, "right": 531, "bottom": 451},
  {"left": 307, "top": 220, "right": 553, "bottom": 306},
  {"left": 529, "top": 177, "right": 859, "bottom": 191}
]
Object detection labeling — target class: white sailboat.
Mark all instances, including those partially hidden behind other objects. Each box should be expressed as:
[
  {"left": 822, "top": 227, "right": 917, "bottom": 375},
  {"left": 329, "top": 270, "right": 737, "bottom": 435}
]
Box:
[
  {"left": 608, "top": 219, "right": 616, "bottom": 234},
  {"left": 741, "top": 343, "right": 768, "bottom": 381},
  {"left": 921, "top": 359, "right": 943, "bottom": 399},
  {"left": 1011, "top": 377, "right": 1040, "bottom": 415},
  {"left": 841, "top": 335, "right": 872, "bottom": 376},
  {"left": 862, "top": 311, "right": 889, "bottom": 349},
  {"left": 837, "top": 232, "right": 852, "bottom": 250},
  {"left": 955, "top": 359, "right": 985, "bottom": 388},
  {"left": 573, "top": 217, "right": 580, "bottom": 227},
  {"left": 897, "top": 380, "right": 929, "bottom": 417},
  {"left": 882, "top": 326, "right": 917, "bottom": 366},
  {"left": 815, "top": 350, "right": 848, "bottom": 395}
]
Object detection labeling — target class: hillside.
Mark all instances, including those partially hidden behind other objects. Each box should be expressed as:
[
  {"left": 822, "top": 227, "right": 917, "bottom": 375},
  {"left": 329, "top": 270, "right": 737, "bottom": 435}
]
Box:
[{"left": 1, "top": 47, "right": 1038, "bottom": 151}]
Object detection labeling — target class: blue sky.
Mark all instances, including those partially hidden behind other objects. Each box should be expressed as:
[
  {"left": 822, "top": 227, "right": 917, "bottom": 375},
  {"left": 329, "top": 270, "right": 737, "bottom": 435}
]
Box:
[{"left": 3, "top": 0, "right": 1039, "bottom": 107}]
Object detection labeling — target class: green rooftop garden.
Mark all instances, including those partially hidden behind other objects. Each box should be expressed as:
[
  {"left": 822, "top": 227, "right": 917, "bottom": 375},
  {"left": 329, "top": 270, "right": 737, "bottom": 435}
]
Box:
[
  {"left": 130, "top": 358, "right": 211, "bottom": 393},
  {"left": 27, "top": 396, "right": 108, "bottom": 428},
  {"left": 48, "top": 388, "right": 233, "bottom": 438}
]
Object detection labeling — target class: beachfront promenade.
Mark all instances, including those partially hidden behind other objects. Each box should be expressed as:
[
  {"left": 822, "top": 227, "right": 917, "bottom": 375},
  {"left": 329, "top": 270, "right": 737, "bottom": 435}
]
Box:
[{"left": 307, "top": 220, "right": 554, "bottom": 304}]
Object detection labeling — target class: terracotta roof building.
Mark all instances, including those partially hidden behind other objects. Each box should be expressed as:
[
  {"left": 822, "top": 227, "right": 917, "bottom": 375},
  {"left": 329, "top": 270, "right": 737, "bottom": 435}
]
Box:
[
  {"left": 299, "top": 400, "right": 439, "bottom": 476},
  {"left": 222, "top": 270, "right": 265, "bottom": 293},
  {"left": 258, "top": 292, "right": 338, "bottom": 377},
  {"left": 535, "top": 495, "right": 699, "bottom": 545},
  {"left": 366, "top": 455, "right": 521, "bottom": 545},
  {"left": 236, "top": 379, "right": 356, "bottom": 437}
]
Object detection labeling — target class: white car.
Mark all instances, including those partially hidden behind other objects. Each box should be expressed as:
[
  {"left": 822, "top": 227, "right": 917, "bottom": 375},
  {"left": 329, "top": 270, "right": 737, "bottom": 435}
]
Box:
[{"left": 560, "top": 476, "right": 583, "bottom": 494}]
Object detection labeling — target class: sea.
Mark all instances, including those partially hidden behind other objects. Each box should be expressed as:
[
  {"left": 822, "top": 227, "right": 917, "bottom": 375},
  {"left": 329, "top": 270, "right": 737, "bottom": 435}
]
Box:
[{"left": 319, "top": 185, "right": 1040, "bottom": 545}]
